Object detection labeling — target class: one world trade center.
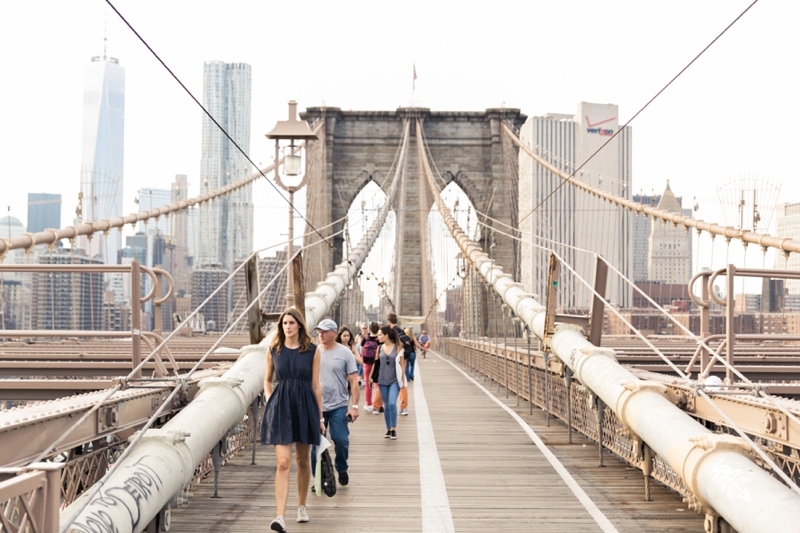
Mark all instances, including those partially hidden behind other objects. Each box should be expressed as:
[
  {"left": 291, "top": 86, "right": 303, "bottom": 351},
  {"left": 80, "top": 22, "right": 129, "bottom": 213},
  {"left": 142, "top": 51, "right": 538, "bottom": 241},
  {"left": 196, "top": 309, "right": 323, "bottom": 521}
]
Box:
[{"left": 79, "top": 46, "right": 125, "bottom": 266}]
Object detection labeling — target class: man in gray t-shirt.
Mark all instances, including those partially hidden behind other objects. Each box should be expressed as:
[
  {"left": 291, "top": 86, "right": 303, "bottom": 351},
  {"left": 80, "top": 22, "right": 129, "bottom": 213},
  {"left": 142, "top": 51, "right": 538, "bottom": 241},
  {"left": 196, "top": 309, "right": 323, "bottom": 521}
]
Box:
[{"left": 312, "top": 319, "right": 360, "bottom": 486}]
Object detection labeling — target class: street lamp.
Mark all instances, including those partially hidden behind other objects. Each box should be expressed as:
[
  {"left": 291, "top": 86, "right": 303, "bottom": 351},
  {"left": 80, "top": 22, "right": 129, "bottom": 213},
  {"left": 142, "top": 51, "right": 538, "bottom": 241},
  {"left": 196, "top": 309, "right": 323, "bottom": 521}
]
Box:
[{"left": 266, "top": 100, "right": 318, "bottom": 308}]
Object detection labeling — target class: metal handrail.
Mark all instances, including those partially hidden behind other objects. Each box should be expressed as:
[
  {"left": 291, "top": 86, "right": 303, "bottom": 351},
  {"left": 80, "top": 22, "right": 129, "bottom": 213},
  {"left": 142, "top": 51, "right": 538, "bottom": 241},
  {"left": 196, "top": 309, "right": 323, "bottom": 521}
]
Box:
[
  {"left": 0, "top": 463, "right": 62, "bottom": 533},
  {"left": 688, "top": 266, "right": 800, "bottom": 382},
  {"left": 0, "top": 262, "right": 176, "bottom": 378}
]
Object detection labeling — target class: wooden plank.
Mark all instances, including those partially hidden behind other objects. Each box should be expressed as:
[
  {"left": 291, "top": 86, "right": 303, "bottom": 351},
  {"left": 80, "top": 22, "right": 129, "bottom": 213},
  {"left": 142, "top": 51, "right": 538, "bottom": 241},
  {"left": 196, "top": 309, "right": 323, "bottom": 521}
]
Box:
[{"left": 169, "top": 350, "right": 702, "bottom": 533}]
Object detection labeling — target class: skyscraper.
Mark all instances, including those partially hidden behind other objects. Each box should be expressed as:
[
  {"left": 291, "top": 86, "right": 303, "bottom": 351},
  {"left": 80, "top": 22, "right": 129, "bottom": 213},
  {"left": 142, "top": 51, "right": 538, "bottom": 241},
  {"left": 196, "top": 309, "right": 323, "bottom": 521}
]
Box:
[
  {"left": 199, "top": 61, "right": 253, "bottom": 271},
  {"left": 519, "top": 102, "right": 632, "bottom": 308},
  {"left": 633, "top": 185, "right": 693, "bottom": 283},
  {"left": 774, "top": 202, "right": 800, "bottom": 294},
  {"left": 79, "top": 45, "right": 125, "bottom": 266},
  {"left": 27, "top": 193, "right": 62, "bottom": 233},
  {"left": 647, "top": 182, "right": 692, "bottom": 284}
]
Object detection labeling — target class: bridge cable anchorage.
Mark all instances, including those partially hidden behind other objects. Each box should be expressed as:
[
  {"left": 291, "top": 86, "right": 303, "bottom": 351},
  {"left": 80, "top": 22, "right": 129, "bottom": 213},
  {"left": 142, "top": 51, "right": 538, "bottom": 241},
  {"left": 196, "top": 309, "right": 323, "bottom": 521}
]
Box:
[
  {"left": 479, "top": 216, "right": 800, "bottom": 498},
  {"left": 98, "top": 0, "right": 340, "bottom": 258},
  {"left": 414, "top": 121, "right": 800, "bottom": 532}
]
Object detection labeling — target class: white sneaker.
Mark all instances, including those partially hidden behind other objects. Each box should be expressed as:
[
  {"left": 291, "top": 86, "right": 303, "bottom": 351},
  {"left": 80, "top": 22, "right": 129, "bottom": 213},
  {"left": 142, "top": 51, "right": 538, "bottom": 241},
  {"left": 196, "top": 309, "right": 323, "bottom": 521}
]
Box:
[
  {"left": 297, "top": 505, "right": 309, "bottom": 523},
  {"left": 400, "top": 408, "right": 409, "bottom": 416},
  {"left": 364, "top": 405, "right": 373, "bottom": 413},
  {"left": 270, "top": 515, "right": 287, "bottom": 532}
]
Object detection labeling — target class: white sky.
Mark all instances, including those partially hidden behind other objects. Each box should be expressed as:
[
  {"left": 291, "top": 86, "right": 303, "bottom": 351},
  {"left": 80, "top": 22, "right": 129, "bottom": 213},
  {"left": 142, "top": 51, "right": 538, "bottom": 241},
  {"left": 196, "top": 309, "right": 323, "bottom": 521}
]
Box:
[{"left": 1, "top": 0, "right": 798, "bottom": 289}]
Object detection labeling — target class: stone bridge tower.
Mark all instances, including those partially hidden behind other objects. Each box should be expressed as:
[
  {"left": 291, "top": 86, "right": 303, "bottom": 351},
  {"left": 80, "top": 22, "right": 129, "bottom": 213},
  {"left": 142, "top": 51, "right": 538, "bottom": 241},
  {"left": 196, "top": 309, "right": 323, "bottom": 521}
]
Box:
[{"left": 300, "top": 107, "right": 526, "bottom": 334}]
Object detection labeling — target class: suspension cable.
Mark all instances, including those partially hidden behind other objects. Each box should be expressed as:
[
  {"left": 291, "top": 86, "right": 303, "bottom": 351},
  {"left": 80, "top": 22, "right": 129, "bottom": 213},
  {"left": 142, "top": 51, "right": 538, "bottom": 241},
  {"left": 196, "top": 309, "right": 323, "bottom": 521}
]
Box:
[{"left": 510, "top": 0, "right": 760, "bottom": 232}]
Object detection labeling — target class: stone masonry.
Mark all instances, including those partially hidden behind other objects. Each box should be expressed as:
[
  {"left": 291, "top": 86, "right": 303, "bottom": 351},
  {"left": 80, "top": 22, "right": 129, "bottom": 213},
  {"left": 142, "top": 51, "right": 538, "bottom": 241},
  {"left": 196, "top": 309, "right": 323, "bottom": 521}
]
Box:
[{"left": 300, "top": 107, "right": 526, "bottom": 333}]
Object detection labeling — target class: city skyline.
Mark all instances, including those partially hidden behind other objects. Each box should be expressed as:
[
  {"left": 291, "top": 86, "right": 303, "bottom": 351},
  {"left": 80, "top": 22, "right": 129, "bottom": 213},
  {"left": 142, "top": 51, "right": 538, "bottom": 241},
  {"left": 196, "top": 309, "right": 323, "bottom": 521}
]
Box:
[{"left": 1, "top": 1, "right": 798, "bottom": 279}]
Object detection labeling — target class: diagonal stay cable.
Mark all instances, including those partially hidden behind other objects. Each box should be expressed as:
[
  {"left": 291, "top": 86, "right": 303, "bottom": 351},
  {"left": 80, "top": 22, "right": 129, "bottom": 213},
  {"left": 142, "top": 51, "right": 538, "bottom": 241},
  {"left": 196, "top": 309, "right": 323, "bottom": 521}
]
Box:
[
  {"left": 483, "top": 221, "right": 800, "bottom": 495},
  {"left": 104, "top": 0, "right": 337, "bottom": 253},
  {"left": 509, "top": 0, "right": 760, "bottom": 236}
]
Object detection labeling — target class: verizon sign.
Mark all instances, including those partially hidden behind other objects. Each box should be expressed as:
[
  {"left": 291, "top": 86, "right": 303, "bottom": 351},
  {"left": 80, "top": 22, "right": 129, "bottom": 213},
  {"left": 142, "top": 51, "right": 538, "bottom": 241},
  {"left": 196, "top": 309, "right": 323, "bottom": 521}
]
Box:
[{"left": 585, "top": 115, "right": 615, "bottom": 136}]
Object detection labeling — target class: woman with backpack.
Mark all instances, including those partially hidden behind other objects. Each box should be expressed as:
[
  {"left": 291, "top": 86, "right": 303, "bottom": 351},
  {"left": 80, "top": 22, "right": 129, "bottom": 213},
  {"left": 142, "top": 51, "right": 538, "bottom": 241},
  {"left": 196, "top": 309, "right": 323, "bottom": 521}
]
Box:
[{"left": 360, "top": 322, "right": 380, "bottom": 412}]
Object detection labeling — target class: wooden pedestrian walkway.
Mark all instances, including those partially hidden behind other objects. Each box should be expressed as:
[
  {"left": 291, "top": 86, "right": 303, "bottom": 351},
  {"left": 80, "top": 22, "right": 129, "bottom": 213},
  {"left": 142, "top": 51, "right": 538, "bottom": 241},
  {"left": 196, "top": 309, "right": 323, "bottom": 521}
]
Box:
[{"left": 169, "top": 350, "right": 702, "bottom": 532}]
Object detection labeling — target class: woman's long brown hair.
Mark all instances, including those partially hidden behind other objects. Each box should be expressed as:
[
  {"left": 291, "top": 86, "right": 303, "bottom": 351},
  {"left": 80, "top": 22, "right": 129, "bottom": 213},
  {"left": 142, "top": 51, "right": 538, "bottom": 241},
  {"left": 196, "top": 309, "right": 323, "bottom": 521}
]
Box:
[
  {"left": 270, "top": 308, "right": 313, "bottom": 354},
  {"left": 336, "top": 326, "right": 354, "bottom": 347}
]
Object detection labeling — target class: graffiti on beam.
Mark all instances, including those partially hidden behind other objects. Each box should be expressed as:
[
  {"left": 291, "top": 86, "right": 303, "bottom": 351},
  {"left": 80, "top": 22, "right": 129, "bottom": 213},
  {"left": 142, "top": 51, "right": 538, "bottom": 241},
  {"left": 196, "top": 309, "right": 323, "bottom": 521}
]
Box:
[
  {"left": 68, "top": 456, "right": 164, "bottom": 533},
  {"left": 709, "top": 463, "right": 752, "bottom": 502}
]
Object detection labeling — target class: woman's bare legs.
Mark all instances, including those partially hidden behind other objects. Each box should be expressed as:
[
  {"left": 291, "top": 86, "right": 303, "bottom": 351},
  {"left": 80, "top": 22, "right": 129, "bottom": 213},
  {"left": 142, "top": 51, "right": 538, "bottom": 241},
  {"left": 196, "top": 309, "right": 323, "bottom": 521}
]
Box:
[
  {"left": 274, "top": 444, "right": 292, "bottom": 516},
  {"left": 296, "top": 443, "right": 311, "bottom": 507}
]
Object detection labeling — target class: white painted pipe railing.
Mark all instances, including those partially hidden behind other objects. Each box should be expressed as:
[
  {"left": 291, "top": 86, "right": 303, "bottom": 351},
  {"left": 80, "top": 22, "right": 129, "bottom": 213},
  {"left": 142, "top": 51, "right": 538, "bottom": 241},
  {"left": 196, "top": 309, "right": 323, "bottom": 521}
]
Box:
[
  {"left": 60, "top": 121, "right": 410, "bottom": 533},
  {"left": 417, "top": 121, "right": 800, "bottom": 533}
]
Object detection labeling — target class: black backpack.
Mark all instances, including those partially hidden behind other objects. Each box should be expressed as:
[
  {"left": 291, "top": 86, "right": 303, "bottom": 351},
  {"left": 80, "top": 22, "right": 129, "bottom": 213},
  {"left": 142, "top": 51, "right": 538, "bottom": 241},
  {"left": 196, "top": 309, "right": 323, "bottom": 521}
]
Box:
[{"left": 394, "top": 325, "right": 413, "bottom": 353}]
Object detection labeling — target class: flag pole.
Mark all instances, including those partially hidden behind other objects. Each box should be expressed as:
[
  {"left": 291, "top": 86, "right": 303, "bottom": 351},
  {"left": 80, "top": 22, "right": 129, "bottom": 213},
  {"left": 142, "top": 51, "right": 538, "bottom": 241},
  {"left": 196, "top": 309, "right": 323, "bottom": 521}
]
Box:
[{"left": 412, "top": 63, "right": 417, "bottom": 108}]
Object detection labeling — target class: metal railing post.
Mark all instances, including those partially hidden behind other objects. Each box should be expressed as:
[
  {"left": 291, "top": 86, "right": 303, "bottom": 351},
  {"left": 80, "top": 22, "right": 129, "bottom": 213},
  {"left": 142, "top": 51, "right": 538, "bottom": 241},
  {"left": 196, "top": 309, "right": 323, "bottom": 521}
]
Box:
[
  {"left": 154, "top": 265, "right": 163, "bottom": 336},
  {"left": 515, "top": 321, "right": 520, "bottom": 406},
  {"left": 492, "top": 293, "right": 500, "bottom": 392},
  {"left": 245, "top": 255, "right": 263, "bottom": 345},
  {"left": 597, "top": 398, "right": 605, "bottom": 467},
  {"left": 700, "top": 273, "right": 711, "bottom": 373},
  {"left": 565, "top": 366, "right": 573, "bottom": 444},
  {"left": 726, "top": 263, "right": 736, "bottom": 384},
  {"left": 131, "top": 260, "right": 142, "bottom": 379},
  {"left": 526, "top": 325, "right": 532, "bottom": 415},
  {"left": 251, "top": 397, "right": 260, "bottom": 465},
  {"left": 544, "top": 351, "right": 550, "bottom": 427},
  {"left": 503, "top": 304, "right": 509, "bottom": 398}
]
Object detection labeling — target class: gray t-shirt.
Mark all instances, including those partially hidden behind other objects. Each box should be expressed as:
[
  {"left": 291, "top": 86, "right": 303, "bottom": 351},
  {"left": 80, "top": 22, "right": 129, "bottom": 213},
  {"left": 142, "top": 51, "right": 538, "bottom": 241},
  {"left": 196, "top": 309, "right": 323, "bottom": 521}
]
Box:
[
  {"left": 320, "top": 343, "right": 358, "bottom": 412},
  {"left": 377, "top": 345, "right": 399, "bottom": 387}
]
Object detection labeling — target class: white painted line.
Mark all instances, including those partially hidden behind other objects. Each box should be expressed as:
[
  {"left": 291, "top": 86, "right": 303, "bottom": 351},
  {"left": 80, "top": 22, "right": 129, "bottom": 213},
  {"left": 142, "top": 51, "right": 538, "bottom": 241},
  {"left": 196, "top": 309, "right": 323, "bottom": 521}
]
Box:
[
  {"left": 413, "top": 365, "right": 456, "bottom": 533},
  {"left": 434, "top": 351, "right": 620, "bottom": 533}
]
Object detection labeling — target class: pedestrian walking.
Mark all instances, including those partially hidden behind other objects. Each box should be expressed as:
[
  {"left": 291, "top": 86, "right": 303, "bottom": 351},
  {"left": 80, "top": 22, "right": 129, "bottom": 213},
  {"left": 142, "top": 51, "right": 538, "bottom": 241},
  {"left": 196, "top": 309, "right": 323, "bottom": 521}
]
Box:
[
  {"left": 369, "top": 325, "right": 406, "bottom": 439},
  {"left": 311, "top": 319, "right": 360, "bottom": 487},
  {"left": 336, "top": 326, "right": 363, "bottom": 388},
  {"left": 360, "top": 322, "right": 380, "bottom": 412},
  {"left": 355, "top": 323, "right": 369, "bottom": 384},
  {"left": 261, "top": 309, "right": 323, "bottom": 532},
  {"left": 419, "top": 330, "right": 430, "bottom": 358},
  {"left": 387, "top": 313, "right": 414, "bottom": 416},
  {"left": 403, "top": 326, "right": 423, "bottom": 383}
]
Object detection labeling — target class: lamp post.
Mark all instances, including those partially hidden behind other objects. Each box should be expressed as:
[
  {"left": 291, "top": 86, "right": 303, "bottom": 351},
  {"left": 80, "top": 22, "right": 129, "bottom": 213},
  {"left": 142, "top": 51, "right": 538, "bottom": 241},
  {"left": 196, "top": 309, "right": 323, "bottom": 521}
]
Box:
[{"left": 266, "top": 101, "right": 318, "bottom": 308}]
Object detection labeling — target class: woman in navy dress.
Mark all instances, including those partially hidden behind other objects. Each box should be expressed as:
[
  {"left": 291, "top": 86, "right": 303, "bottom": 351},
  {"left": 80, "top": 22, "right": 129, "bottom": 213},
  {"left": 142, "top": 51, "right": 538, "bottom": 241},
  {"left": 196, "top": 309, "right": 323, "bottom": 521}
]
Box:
[{"left": 261, "top": 308, "right": 323, "bottom": 532}]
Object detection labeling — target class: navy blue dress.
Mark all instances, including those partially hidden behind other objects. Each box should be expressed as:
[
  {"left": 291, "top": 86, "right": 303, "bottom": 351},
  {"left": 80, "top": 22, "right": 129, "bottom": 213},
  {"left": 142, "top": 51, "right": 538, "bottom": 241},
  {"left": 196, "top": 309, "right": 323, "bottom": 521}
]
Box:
[{"left": 261, "top": 343, "right": 321, "bottom": 446}]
